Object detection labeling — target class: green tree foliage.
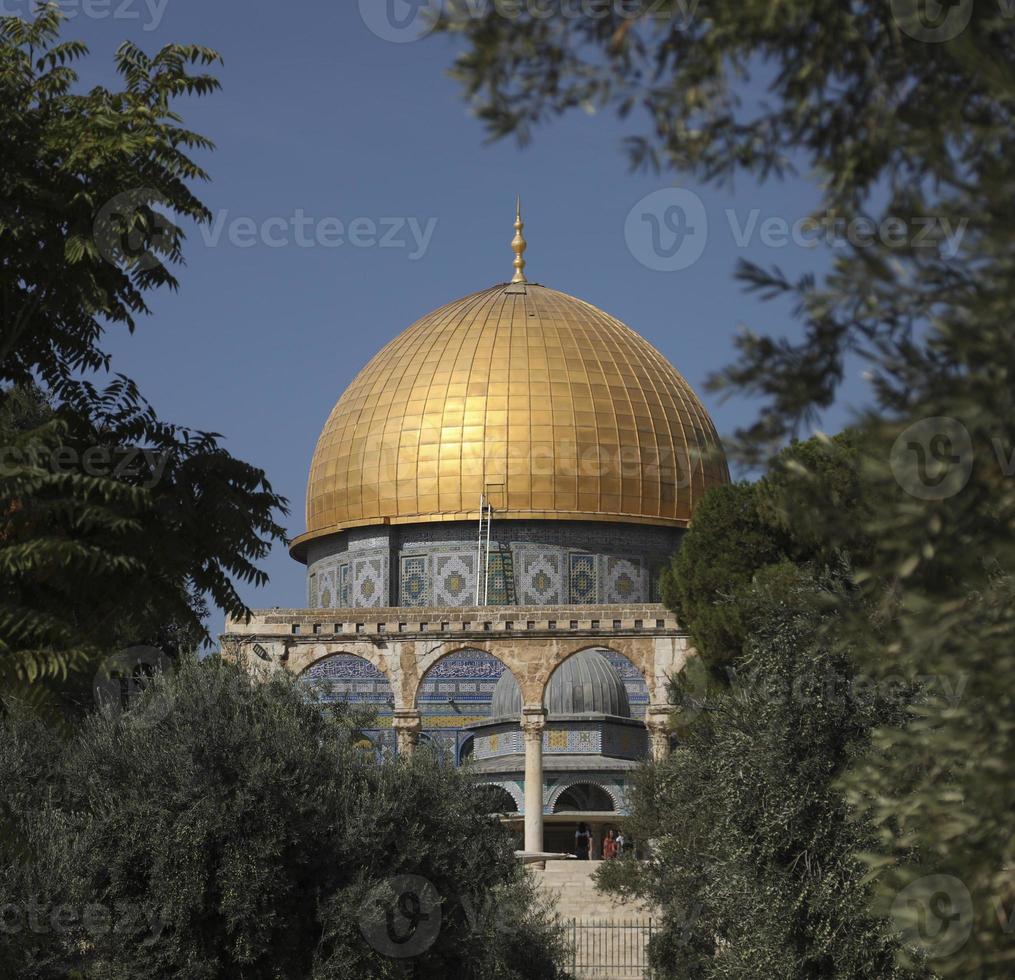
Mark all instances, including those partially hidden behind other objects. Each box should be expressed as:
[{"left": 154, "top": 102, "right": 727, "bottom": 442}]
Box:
[
  {"left": 433, "top": 8, "right": 1015, "bottom": 971},
  {"left": 664, "top": 433, "right": 871, "bottom": 670},
  {"left": 661, "top": 480, "right": 787, "bottom": 670},
  {"left": 0, "top": 10, "right": 287, "bottom": 705},
  {"left": 0, "top": 657, "right": 569, "bottom": 979},
  {"left": 601, "top": 571, "right": 926, "bottom": 979}
]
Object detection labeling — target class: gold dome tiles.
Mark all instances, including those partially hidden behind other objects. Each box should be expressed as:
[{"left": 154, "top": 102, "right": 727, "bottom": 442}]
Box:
[{"left": 293, "top": 283, "right": 728, "bottom": 557}]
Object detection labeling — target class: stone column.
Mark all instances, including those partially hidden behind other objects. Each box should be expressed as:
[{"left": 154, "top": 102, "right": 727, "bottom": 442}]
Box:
[
  {"left": 393, "top": 709, "right": 422, "bottom": 757},
  {"left": 646, "top": 706, "right": 672, "bottom": 762},
  {"left": 522, "top": 706, "right": 546, "bottom": 853}
]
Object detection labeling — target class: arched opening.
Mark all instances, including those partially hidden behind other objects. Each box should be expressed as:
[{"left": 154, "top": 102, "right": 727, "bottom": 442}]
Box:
[
  {"left": 299, "top": 653, "right": 396, "bottom": 756},
  {"left": 553, "top": 783, "right": 616, "bottom": 813},
  {"left": 415, "top": 648, "right": 516, "bottom": 766},
  {"left": 458, "top": 734, "right": 475, "bottom": 765},
  {"left": 477, "top": 783, "right": 519, "bottom": 814}
]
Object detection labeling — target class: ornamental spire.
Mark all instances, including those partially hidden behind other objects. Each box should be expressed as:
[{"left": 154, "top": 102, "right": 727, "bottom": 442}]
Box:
[{"left": 511, "top": 196, "right": 527, "bottom": 284}]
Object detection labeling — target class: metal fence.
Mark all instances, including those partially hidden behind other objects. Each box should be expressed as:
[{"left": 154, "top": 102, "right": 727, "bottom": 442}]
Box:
[{"left": 569, "top": 918, "right": 654, "bottom": 979}]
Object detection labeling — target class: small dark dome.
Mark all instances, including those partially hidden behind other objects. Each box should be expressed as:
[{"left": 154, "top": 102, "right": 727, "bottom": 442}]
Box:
[
  {"left": 490, "top": 669, "right": 522, "bottom": 719},
  {"left": 546, "top": 649, "right": 631, "bottom": 718},
  {"left": 487, "top": 650, "right": 631, "bottom": 720}
]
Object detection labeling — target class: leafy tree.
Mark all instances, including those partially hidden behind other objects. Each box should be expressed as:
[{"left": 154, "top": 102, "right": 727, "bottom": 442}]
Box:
[
  {"left": 664, "top": 432, "right": 871, "bottom": 670},
  {"left": 0, "top": 657, "right": 569, "bottom": 979},
  {"left": 432, "top": 9, "right": 1015, "bottom": 970},
  {"left": 661, "top": 481, "right": 786, "bottom": 670},
  {"left": 601, "top": 569, "right": 926, "bottom": 979},
  {"left": 0, "top": 9, "right": 287, "bottom": 706}
]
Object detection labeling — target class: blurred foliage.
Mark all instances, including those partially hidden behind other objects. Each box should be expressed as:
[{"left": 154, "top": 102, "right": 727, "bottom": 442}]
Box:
[
  {"left": 437, "top": 3, "right": 1015, "bottom": 974},
  {"left": 0, "top": 657, "right": 570, "bottom": 979},
  {"left": 600, "top": 572, "right": 927, "bottom": 979},
  {"left": 0, "top": 9, "right": 287, "bottom": 712}
]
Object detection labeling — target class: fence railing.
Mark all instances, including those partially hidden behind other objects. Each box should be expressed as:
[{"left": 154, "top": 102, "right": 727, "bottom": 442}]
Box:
[{"left": 569, "top": 918, "right": 654, "bottom": 979}]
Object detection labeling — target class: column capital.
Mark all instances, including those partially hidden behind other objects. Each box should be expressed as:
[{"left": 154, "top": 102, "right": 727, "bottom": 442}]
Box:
[
  {"left": 521, "top": 705, "right": 546, "bottom": 736},
  {"left": 392, "top": 710, "right": 422, "bottom": 756},
  {"left": 392, "top": 709, "right": 422, "bottom": 731},
  {"left": 645, "top": 708, "right": 673, "bottom": 762},
  {"left": 645, "top": 704, "right": 673, "bottom": 730}
]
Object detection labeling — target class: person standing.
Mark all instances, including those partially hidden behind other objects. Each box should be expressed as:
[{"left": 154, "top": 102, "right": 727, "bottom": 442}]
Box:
[
  {"left": 575, "top": 822, "right": 591, "bottom": 860},
  {"left": 615, "top": 830, "right": 625, "bottom": 857},
  {"left": 603, "top": 829, "right": 617, "bottom": 860}
]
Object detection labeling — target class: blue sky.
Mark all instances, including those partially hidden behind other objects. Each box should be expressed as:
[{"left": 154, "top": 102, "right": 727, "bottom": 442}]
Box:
[{"left": 43, "top": 0, "right": 868, "bottom": 620}]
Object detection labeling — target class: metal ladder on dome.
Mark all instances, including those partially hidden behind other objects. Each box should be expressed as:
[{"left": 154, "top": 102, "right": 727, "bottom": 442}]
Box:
[
  {"left": 475, "top": 485, "right": 508, "bottom": 606},
  {"left": 490, "top": 546, "right": 516, "bottom": 605}
]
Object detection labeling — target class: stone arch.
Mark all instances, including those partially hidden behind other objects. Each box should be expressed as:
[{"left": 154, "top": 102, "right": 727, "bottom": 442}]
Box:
[
  {"left": 538, "top": 643, "right": 653, "bottom": 711},
  {"left": 414, "top": 647, "right": 519, "bottom": 763},
  {"left": 477, "top": 782, "right": 521, "bottom": 814},
  {"left": 292, "top": 644, "right": 392, "bottom": 684},
  {"left": 549, "top": 780, "right": 621, "bottom": 813},
  {"left": 298, "top": 652, "right": 397, "bottom": 755}
]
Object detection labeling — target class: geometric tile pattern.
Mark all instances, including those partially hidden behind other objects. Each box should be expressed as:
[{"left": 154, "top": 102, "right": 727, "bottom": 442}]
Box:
[
  {"left": 400, "top": 554, "right": 429, "bottom": 606},
  {"left": 520, "top": 552, "right": 563, "bottom": 604},
  {"left": 434, "top": 553, "right": 476, "bottom": 606},
  {"left": 605, "top": 556, "right": 643, "bottom": 603},
  {"left": 475, "top": 729, "right": 524, "bottom": 759},
  {"left": 353, "top": 556, "right": 385, "bottom": 608},
  {"left": 544, "top": 726, "right": 601, "bottom": 754},
  {"left": 568, "top": 552, "right": 597, "bottom": 603}
]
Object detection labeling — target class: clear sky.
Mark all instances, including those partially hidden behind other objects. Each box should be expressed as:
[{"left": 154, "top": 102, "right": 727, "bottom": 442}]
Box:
[{"left": 44, "top": 0, "right": 866, "bottom": 620}]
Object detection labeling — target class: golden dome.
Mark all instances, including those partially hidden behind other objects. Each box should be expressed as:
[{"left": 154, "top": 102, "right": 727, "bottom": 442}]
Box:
[{"left": 291, "top": 281, "right": 728, "bottom": 560}]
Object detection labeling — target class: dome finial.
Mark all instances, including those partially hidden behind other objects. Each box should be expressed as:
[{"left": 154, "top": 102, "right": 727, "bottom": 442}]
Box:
[{"left": 511, "top": 196, "right": 527, "bottom": 284}]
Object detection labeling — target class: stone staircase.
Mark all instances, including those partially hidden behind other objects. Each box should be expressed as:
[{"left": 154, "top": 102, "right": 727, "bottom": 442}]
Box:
[
  {"left": 531, "top": 862, "right": 656, "bottom": 978},
  {"left": 529, "top": 860, "right": 654, "bottom": 921}
]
